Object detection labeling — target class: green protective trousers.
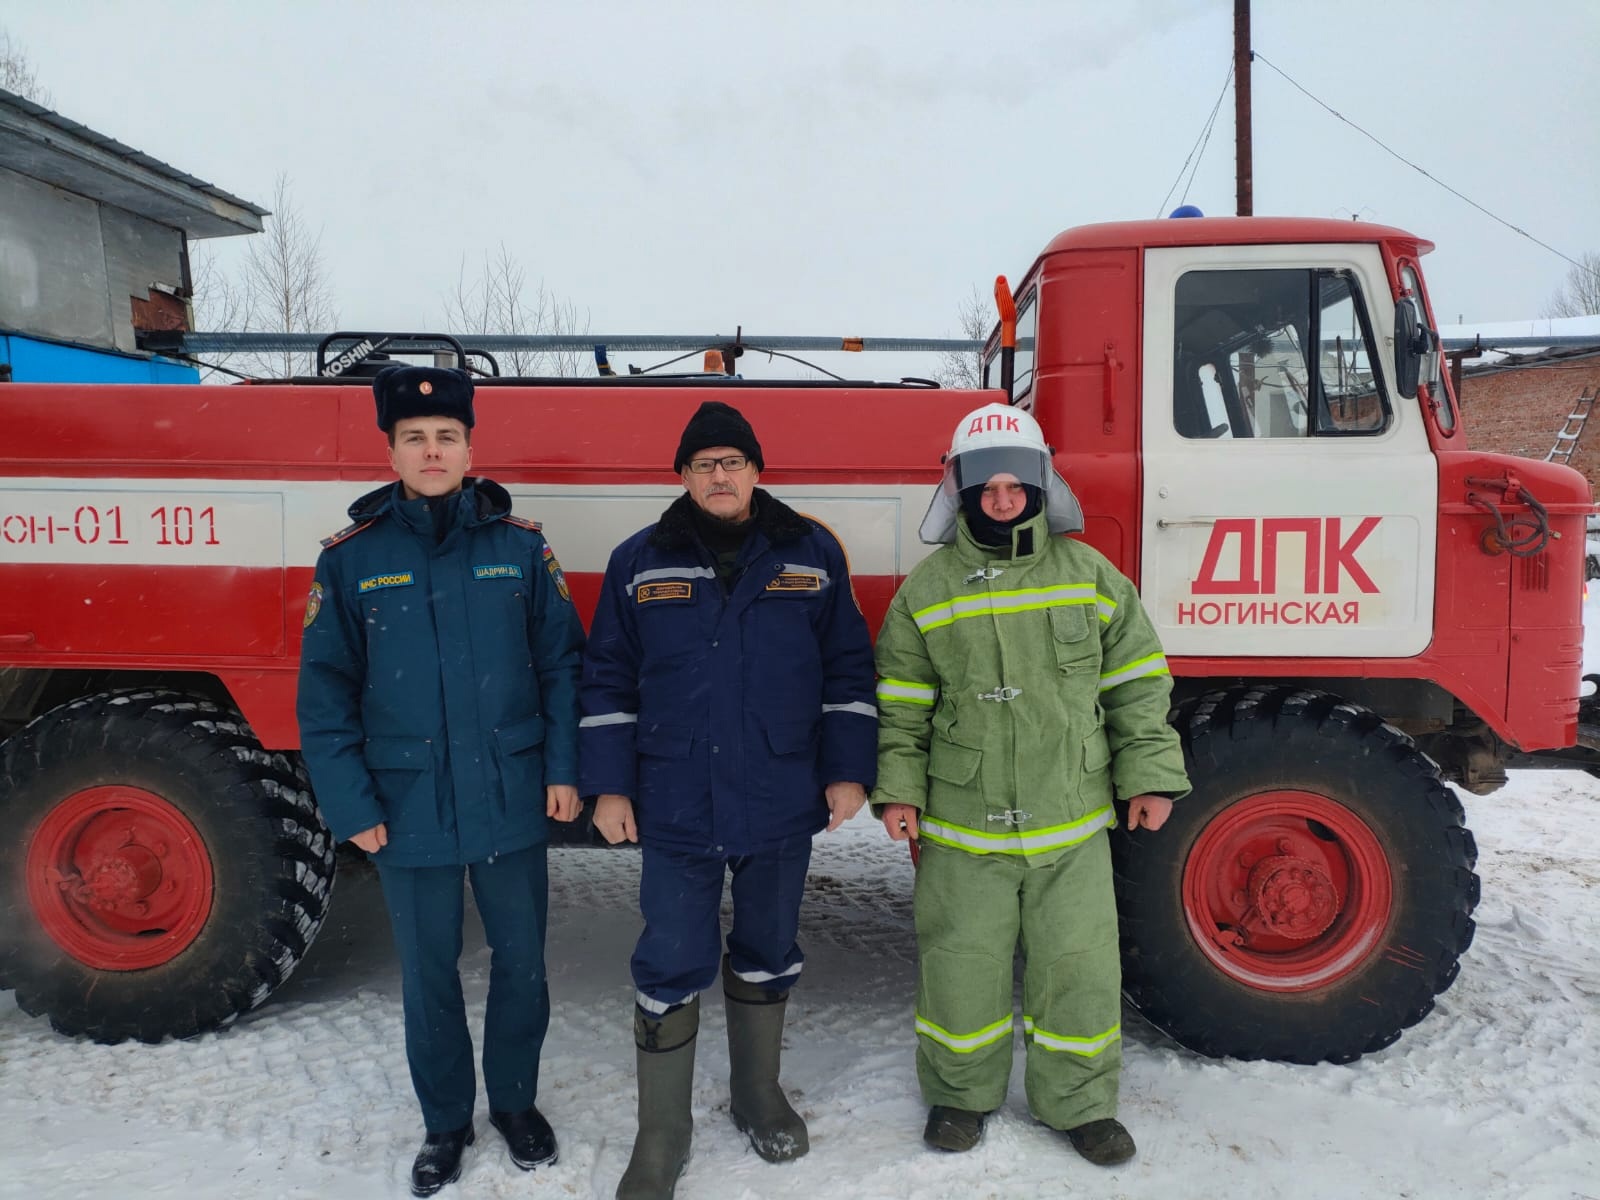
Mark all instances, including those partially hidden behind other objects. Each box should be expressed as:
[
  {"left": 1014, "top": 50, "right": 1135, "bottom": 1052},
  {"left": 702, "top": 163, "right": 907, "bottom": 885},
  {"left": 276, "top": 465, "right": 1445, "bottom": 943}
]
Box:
[{"left": 913, "top": 831, "right": 1122, "bottom": 1130}]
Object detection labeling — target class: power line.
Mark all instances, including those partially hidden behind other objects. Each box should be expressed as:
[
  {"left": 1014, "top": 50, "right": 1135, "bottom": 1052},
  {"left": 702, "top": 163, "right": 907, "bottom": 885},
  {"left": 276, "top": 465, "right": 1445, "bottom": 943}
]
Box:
[
  {"left": 1253, "top": 50, "right": 1596, "bottom": 283},
  {"left": 1158, "top": 62, "right": 1233, "bottom": 218}
]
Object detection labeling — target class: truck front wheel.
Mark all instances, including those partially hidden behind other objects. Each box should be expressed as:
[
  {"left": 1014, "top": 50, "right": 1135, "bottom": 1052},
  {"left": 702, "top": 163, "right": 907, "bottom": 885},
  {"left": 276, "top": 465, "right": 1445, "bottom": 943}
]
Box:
[
  {"left": 0, "top": 689, "right": 335, "bottom": 1043},
  {"left": 1113, "top": 687, "right": 1479, "bottom": 1064}
]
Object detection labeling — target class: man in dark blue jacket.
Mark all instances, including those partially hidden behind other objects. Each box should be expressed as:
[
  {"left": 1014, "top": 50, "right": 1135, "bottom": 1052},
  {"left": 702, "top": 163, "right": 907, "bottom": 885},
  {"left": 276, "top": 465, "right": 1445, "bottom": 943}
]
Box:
[
  {"left": 580, "top": 400, "right": 877, "bottom": 1200},
  {"left": 297, "top": 365, "right": 584, "bottom": 1198}
]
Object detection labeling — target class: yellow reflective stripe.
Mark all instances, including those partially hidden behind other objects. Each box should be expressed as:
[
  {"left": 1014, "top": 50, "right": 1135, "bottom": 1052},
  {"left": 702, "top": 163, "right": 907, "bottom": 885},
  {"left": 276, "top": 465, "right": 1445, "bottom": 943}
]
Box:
[
  {"left": 911, "top": 584, "right": 1110, "bottom": 633},
  {"left": 919, "top": 807, "right": 1114, "bottom": 857},
  {"left": 915, "top": 1012, "right": 1015, "bottom": 1054},
  {"left": 1096, "top": 595, "right": 1117, "bottom": 623},
  {"left": 1022, "top": 1017, "right": 1122, "bottom": 1056},
  {"left": 1099, "top": 652, "right": 1170, "bottom": 691},
  {"left": 876, "top": 678, "right": 938, "bottom": 706}
]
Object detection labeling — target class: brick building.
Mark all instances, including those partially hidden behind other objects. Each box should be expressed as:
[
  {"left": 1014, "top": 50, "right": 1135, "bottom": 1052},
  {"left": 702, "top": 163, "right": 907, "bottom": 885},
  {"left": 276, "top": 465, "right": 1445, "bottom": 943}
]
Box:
[{"left": 1457, "top": 341, "right": 1600, "bottom": 498}]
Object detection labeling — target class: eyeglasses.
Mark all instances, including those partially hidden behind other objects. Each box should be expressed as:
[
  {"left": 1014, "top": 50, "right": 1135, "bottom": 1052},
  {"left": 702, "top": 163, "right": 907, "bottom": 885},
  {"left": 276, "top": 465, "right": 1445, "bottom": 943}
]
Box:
[{"left": 685, "top": 455, "right": 751, "bottom": 475}]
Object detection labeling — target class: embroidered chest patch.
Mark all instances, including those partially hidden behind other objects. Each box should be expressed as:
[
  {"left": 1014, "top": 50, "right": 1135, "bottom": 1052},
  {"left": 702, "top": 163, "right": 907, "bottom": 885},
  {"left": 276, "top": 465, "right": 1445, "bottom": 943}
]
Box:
[
  {"left": 474, "top": 563, "right": 524, "bottom": 580},
  {"left": 358, "top": 571, "right": 416, "bottom": 593},
  {"left": 637, "top": 581, "right": 693, "bottom": 603},
  {"left": 766, "top": 572, "right": 822, "bottom": 592}
]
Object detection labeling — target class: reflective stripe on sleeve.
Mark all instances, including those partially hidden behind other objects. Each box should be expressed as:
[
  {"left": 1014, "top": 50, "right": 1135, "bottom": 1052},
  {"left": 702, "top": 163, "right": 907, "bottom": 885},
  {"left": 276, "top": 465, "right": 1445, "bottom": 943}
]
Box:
[
  {"left": 915, "top": 1012, "right": 1015, "bottom": 1054},
  {"left": 876, "top": 678, "right": 939, "bottom": 706},
  {"left": 625, "top": 566, "right": 716, "bottom": 596},
  {"left": 822, "top": 701, "right": 878, "bottom": 718},
  {"left": 919, "top": 806, "right": 1114, "bottom": 856},
  {"left": 1023, "top": 1017, "right": 1122, "bottom": 1056},
  {"left": 911, "top": 584, "right": 1116, "bottom": 633},
  {"left": 1098, "top": 652, "right": 1171, "bottom": 692},
  {"left": 579, "top": 712, "right": 638, "bottom": 728}
]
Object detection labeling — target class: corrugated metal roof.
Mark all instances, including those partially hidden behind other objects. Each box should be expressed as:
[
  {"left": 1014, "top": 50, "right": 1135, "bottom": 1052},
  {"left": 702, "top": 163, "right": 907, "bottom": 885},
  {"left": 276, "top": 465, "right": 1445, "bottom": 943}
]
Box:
[{"left": 0, "top": 85, "right": 266, "bottom": 237}]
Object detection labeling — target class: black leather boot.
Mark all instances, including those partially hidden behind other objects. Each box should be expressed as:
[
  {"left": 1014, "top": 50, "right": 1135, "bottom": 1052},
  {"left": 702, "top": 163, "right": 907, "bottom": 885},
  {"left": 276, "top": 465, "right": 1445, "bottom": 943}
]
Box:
[
  {"left": 410, "top": 1124, "right": 474, "bottom": 1197},
  {"left": 490, "top": 1105, "right": 558, "bottom": 1169}
]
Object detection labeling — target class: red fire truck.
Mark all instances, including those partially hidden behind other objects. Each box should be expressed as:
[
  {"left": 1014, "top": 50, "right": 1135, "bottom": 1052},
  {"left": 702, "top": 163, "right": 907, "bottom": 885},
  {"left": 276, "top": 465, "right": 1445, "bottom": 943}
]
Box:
[{"left": 2, "top": 216, "right": 1592, "bottom": 1065}]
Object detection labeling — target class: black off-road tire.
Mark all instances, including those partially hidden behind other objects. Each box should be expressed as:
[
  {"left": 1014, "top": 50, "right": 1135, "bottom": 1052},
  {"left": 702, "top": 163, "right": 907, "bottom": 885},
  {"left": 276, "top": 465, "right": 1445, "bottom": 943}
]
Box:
[
  {"left": 1113, "top": 687, "right": 1479, "bottom": 1064},
  {"left": 0, "top": 689, "right": 335, "bottom": 1043}
]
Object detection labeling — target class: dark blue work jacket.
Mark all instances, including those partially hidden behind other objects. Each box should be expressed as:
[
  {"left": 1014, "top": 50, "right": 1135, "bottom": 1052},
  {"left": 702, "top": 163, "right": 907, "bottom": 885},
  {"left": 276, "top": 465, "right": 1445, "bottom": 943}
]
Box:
[
  {"left": 579, "top": 490, "right": 877, "bottom": 855},
  {"left": 297, "top": 478, "right": 583, "bottom": 868}
]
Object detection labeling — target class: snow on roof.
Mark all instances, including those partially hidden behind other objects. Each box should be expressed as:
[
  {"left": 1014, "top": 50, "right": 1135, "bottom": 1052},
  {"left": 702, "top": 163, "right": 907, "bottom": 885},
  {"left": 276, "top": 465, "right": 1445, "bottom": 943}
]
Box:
[{"left": 1442, "top": 315, "right": 1600, "bottom": 370}]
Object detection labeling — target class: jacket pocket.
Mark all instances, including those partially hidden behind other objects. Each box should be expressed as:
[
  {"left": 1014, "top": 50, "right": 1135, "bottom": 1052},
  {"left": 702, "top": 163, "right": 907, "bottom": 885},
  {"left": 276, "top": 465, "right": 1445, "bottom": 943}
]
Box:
[
  {"left": 927, "top": 739, "right": 981, "bottom": 786},
  {"left": 637, "top": 722, "right": 694, "bottom": 759},
  {"left": 496, "top": 715, "right": 547, "bottom": 755},
  {"left": 1083, "top": 727, "right": 1112, "bottom": 773},
  {"left": 494, "top": 716, "right": 548, "bottom": 819},
  {"left": 1049, "top": 605, "right": 1097, "bottom": 671},
  {"left": 763, "top": 718, "right": 818, "bottom": 757},
  {"left": 363, "top": 735, "right": 442, "bottom": 833}
]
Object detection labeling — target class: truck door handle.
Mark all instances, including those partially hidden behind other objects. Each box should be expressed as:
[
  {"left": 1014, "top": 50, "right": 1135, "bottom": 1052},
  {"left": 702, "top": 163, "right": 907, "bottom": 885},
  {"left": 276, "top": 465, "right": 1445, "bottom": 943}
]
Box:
[
  {"left": 0, "top": 633, "right": 36, "bottom": 646},
  {"left": 1156, "top": 519, "right": 1218, "bottom": 529}
]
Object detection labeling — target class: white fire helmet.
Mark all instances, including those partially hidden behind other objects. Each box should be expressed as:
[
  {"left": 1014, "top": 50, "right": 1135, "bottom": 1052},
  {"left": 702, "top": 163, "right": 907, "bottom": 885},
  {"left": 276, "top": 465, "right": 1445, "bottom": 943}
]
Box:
[{"left": 917, "top": 402, "right": 1085, "bottom": 544}]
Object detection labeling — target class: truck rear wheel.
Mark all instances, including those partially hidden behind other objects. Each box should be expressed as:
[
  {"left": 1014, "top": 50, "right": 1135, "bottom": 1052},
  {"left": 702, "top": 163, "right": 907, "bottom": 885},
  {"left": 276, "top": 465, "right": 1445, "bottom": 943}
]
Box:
[
  {"left": 1113, "top": 687, "right": 1479, "bottom": 1064},
  {"left": 0, "top": 689, "right": 335, "bottom": 1043}
]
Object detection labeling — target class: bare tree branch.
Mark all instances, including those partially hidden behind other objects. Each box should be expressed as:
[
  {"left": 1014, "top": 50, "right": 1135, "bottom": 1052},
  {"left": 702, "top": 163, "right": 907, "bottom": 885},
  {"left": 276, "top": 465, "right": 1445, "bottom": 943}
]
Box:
[
  {"left": 188, "top": 240, "right": 253, "bottom": 382},
  {"left": 1541, "top": 250, "right": 1600, "bottom": 319},
  {"left": 441, "top": 244, "right": 591, "bottom": 377},
  {"left": 227, "top": 174, "right": 336, "bottom": 378},
  {"left": 0, "top": 30, "right": 52, "bottom": 107},
  {"left": 931, "top": 284, "right": 992, "bottom": 389}
]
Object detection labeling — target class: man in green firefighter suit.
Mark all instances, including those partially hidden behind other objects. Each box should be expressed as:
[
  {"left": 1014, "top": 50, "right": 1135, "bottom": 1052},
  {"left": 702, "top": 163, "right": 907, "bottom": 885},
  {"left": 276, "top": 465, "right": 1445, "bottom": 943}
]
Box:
[{"left": 872, "top": 402, "right": 1190, "bottom": 1166}]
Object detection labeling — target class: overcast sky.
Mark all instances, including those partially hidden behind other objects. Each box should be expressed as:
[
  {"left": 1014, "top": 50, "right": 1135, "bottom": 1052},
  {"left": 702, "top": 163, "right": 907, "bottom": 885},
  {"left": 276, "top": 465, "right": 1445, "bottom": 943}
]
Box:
[{"left": 7, "top": 0, "right": 1598, "bottom": 377}]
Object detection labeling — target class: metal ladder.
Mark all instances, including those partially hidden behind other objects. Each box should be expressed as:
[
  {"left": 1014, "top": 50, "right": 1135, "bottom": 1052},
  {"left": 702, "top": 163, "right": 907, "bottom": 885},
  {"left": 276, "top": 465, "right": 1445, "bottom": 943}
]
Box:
[{"left": 1545, "top": 387, "right": 1597, "bottom": 464}]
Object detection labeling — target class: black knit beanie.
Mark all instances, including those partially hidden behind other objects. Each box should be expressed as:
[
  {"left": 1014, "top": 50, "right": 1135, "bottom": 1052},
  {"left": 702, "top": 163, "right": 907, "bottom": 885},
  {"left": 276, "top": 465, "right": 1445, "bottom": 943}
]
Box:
[
  {"left": 961, "top": 484, "right": 1043, "bottom": 547},
  {"left": 673, "top": 401, "right": 765, "bottom": 472}
]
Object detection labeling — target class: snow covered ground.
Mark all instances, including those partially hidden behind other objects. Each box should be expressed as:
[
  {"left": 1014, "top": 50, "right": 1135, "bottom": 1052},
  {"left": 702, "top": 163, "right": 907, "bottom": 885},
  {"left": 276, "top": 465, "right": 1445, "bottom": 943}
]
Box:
[{"left": 5, "top": 696, "right": 1599, "bottom": 1199}]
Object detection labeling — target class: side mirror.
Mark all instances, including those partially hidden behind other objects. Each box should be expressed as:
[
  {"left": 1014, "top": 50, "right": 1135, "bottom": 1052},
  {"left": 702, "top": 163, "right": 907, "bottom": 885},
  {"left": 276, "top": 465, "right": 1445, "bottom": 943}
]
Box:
[{"left": 1394, "top": 298, "right": 1421, "bottom": 399}]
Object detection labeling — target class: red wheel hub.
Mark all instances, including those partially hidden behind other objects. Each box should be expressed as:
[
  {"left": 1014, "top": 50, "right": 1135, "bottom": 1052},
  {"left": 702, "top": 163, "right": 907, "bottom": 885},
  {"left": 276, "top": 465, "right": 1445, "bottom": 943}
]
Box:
[
  {"left": 1182, "top": 790, "right": 1391, "bottom": 992},
  {"left": 26, "top": 786, "right": 213, "bottom": 970}
]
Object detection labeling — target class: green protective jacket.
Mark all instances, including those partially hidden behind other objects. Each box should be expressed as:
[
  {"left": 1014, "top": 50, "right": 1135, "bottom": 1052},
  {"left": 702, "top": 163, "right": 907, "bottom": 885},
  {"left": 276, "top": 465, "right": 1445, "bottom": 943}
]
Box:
[{"left": 872, "top": 512, "right": 1190, "bottom": 860}]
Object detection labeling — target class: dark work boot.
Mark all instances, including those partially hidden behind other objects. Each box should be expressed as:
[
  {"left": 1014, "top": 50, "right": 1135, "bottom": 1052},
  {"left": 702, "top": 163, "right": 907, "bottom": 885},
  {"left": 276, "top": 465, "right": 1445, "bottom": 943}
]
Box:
[
  {"left": 617, "top": 996, "right": 699, "bottom": 1200},
  {"left": 923, "top": 1106, "right": 987, "bottom": 1152},
  {"left": 1064, "top": 1117, "right": 1137, "bottom": 1166},
  {"left": 490, "top": 1105, "right": 558, "bottom": 1170},
  {"left": 410, "top": 1124, "right": 474, "bottom": 1197},
  {"left": 722, "top": 956, "right": 809, "bottom": 1163}
]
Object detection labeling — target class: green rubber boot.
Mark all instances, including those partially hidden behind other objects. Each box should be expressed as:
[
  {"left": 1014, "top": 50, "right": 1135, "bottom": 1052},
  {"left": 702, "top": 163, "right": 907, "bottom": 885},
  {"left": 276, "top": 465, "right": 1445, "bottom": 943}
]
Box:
[
  {"left": 617, "top": 997, "right": 699, "bottom": 1200},
  {"left": 723, "top": 957, "right": 809, "bottom": 1163}
]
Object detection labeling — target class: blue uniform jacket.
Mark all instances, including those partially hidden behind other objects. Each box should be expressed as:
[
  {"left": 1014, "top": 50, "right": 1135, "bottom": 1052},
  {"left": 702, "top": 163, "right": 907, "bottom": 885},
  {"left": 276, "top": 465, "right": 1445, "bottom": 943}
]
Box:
[
  {"left": 296, "top": 478, "right": 584, "bottom": 868},
  {"left": 578, "top": 489, "right": 878, "bottom": 855}
]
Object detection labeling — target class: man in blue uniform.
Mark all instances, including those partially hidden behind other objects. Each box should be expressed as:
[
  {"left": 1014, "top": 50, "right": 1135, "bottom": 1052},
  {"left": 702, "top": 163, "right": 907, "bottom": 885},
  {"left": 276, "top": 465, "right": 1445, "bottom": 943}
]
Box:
[
  {"left": 297, "top": 365, "right": 584, "bottom": 1197},
  {"left": 580, "top": 401, "right": 878, "bottom": 1200}
]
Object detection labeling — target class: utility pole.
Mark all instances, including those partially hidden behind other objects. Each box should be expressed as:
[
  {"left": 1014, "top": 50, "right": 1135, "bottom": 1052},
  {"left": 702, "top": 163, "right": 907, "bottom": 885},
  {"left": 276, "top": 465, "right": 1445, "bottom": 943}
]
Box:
[{"left": 1234, "top": 0, "right": 1253, "bottom": 216}]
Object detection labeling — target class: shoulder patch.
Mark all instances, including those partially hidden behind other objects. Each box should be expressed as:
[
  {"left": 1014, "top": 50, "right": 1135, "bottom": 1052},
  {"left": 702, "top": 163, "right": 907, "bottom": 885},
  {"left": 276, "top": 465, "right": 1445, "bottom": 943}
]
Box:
[
  {"left": 501, "top": 515, "right": 544, "bottom": 533},
  {"left": 542, "top": 542, "right": 572, "bottom": 602},
  {"left": 320, "top": 519, "right": 376, "bottom": 549}
]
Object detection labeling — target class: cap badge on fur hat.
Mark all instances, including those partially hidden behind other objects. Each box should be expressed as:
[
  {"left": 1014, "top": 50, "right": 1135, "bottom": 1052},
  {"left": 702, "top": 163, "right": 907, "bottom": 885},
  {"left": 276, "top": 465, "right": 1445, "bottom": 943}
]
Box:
[{"left": 372, "top": 365, "right": 474, "bottom": 431}]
